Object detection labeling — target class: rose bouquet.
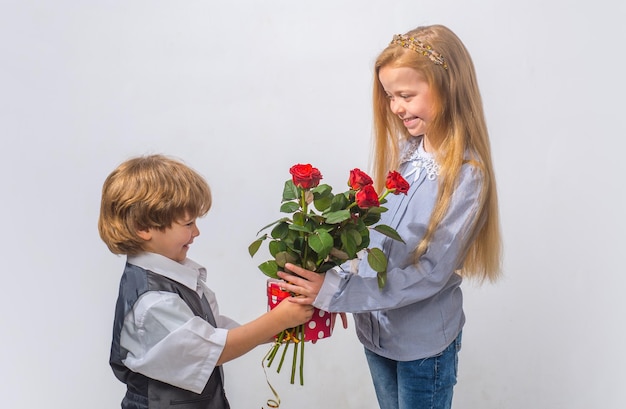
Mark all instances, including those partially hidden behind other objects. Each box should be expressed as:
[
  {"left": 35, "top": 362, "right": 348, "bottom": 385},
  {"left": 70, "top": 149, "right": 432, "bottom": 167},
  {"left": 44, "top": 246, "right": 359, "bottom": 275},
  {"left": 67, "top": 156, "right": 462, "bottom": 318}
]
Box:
[{"left": 249, "top": 163, "right": 409, "bottom": 386}]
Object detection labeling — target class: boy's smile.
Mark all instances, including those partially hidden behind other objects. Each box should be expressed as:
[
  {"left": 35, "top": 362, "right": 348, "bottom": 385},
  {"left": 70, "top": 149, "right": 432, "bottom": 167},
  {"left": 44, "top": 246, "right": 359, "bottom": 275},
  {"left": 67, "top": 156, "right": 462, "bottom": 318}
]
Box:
[{"left": 137, "top": 215, "right": 199, "bottom": 262}]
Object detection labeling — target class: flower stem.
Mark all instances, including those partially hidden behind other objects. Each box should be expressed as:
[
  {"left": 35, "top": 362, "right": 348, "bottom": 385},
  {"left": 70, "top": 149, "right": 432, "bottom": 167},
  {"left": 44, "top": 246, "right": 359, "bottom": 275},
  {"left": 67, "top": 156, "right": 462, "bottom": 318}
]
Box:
[
  {"left": 300, "top": 189, "right": 308, "bottom": 212},
  {"left": 290, "top": 326, "right": 300, "bottom": 384},
  {"left": 266, "top": 343, "right": 279, "bottom": 367},
  {"left": 266, "top": 330, "right": 286, "bottom": 367},
  {"left": 299, "top": 189, "right": 310, "bottom": 268},
  {"left": 379, "top": 189, "right": 392, "bottom": 201},
  {"left": 277, "top": 337, "right": 291, "bottom": 373},
  {"left": 299, "top": 324, "right": 305, "bottom": 385}
]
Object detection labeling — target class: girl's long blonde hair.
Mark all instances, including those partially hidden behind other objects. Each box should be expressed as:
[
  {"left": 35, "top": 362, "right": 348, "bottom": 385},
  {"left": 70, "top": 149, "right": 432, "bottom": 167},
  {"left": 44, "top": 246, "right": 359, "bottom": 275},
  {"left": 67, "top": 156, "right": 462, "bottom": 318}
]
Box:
[{"left": 371, "top": 25, "right": 501, "bottom": 282}]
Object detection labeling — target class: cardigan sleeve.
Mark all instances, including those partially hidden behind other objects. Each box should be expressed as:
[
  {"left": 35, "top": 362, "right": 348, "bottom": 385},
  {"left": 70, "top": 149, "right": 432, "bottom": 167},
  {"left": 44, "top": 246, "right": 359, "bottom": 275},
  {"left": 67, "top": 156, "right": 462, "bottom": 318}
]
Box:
[{"left": 314, "top": 163, "right": 484, "bottom": 313}]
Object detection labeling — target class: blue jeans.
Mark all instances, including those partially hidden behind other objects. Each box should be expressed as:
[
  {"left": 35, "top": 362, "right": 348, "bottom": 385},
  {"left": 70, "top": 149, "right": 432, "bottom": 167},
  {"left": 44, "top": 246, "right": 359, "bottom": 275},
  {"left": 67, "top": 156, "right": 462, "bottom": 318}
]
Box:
[{"left": 364, "top": 333, "right": 462, "bottom": 409}]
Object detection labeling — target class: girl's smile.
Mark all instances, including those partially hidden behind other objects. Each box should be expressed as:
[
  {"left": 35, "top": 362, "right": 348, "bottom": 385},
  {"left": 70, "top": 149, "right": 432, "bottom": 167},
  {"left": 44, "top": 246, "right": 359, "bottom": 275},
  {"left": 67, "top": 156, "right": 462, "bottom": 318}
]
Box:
[{"left": 378, "top": 66, "right": 434, "bottom": 138}]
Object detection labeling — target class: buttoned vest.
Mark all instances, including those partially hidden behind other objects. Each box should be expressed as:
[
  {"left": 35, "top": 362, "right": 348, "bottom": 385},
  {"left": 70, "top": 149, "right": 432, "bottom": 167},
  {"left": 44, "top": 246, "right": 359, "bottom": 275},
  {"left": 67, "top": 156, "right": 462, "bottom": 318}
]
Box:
[{"left": 110, "top": 263, "right": 230, "bottom": 409}]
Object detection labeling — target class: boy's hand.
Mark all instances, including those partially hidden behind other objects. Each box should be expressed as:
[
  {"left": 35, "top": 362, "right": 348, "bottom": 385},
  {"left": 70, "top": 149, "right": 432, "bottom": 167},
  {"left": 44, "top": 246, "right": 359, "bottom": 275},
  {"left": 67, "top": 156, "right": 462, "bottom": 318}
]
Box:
[{"left": 272, "top": 297, "right": 314, "bottom": 329}]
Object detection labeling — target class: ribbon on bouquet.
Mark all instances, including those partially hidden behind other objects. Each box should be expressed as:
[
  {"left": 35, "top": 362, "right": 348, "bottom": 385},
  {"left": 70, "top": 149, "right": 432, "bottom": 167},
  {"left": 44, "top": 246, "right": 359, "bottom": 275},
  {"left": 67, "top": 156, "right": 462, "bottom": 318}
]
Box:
[
  {"left": 261, "top": 345, "right": 281, "bottom": 408},
  {"left": 261, "top": 325, "right": 306, "bottom": 408}
]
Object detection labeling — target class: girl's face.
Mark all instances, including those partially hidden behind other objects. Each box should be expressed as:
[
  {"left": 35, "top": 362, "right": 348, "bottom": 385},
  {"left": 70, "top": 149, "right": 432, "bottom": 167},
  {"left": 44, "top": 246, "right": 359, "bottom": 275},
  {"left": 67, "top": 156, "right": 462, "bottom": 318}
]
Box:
[
  {"left": 137, "top": 214, "right": 200, "bottom": 262},
  {"left": 378, "top": 66, "right": 435, "bottom": 137}
]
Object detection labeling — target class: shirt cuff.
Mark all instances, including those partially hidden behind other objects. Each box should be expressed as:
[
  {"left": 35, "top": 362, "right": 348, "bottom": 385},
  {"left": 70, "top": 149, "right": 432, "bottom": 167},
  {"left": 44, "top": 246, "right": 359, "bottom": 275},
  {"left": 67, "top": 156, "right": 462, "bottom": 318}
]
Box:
[{"left": 312, "top": 266, "right": 345, "bottom": 311}]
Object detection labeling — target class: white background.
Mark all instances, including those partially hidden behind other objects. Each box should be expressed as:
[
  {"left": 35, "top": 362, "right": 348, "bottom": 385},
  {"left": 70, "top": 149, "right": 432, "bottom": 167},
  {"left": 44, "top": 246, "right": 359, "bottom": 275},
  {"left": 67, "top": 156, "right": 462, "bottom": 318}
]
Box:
[{"left": 1, "top": 1, "right": 625, "bottom": 408}]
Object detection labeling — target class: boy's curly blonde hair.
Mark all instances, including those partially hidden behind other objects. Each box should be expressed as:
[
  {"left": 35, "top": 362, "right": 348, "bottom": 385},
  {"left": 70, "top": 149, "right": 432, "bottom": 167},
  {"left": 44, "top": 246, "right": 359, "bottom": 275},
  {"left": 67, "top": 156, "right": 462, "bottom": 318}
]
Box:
[{"left": 98, "top": 154, "right": 212, "bottom": 255}]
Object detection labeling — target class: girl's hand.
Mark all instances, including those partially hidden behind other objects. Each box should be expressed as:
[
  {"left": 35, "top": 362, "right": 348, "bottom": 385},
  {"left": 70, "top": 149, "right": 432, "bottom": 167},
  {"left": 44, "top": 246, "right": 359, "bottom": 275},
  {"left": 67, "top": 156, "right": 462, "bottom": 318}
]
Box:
[
  {"left": 277, "top": 263, "right": 324, "bottom": 304},
  {"left": 331, "top": 312, "right": 349, "bottom": 330}
]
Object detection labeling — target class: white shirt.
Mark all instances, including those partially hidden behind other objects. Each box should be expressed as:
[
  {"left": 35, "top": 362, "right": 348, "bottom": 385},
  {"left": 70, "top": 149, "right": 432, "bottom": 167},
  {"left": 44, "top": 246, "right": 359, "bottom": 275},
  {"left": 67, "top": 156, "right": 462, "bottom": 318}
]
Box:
[{"left": 120, "top": 253, "right": 239, "bottom": 394}]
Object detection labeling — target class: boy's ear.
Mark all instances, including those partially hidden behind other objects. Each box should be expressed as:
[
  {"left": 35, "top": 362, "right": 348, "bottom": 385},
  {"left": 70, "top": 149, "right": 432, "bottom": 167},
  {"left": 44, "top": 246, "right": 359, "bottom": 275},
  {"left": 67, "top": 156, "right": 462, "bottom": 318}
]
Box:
[{"left": 136, "top": 228, "right": 152, "bottom": 241}]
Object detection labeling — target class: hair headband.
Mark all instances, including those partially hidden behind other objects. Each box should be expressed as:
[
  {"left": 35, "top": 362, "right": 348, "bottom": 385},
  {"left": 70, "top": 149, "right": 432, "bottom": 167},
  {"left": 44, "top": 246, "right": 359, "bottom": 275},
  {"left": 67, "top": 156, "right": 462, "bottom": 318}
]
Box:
[{"left": 390, "top": 34, "right": 448, "bottom": 70}]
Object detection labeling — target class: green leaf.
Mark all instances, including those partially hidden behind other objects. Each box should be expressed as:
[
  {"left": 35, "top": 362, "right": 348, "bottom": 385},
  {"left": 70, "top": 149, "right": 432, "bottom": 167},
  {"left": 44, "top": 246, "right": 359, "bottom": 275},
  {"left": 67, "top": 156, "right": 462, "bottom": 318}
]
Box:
[
  {"left": 258, "top": 260, "right": 279, "bottom": 279},
  {"left": 268, "top": 240, "right": 286, "bottom": 257},
  {"left": 367, "top": 247, "right": 388, "bottom": 273},
  {"left": 293, "top": 211, "right": 305, "bottom": 226},
  {"left": 347, "top": 227, "right": 363, "bottom": 247},
  {"left": 312, "top": 183, "right": 332, "bottom": 196},
  {"left": 248, "top": 235, "right": 267, "bottom": 257},
  {"left": 340, "top": 229, "right": 358, "bottom": 258},
  {"left": 360, "top": 235, "right": 370, "bottom": 249},
  {"left": 313, "top": 195, "right": 333, "bottom": 212},
  {"left": 290, "top": 235, "right": 304, "bottom": 252},
  {"left": 367, "top": 206, "right": 386, "bottom": 214},
  {"left": 304, "top": 218, "right": 318, "bottom": 231},
  {"left": 280, "top": 201, "right": 301, "bottom": 213},
  {"left": 329, "top": 193, "right": 349, "bottom": 211},
  {"left": 256, "top": 217, "right": 289, "bottom": 235},
  {"left": 305, "top": 259, "right": 317, "bottom": 271},
  {"left": 317, "top": 262, "right": 338, "bottom": 273},
  {"left": 275, "top": 251, "right": 298, "bottom": 267},
  {"left": 362, "top": 211, "right": 381, "bottom": 226},
  {"left": 329, "top": 247, "right": 349, "bottom": 260},
  {"left": 289, "top": 224, "right": 313, "bottom": 233},
  {"left": 312, "top": 185, "right": 332, "bottom": 210},
  {"left": 309, "top": 230, "right": 334, "bottom": 258},
  {"left": 282, "top": 180, "right": 299, "bottom": 201},
  {"left": 373, "top": 224, "right": 405, "bottom": 243},
  {"left": 307, "top": 214, "right": 326, "bottom": 226},
  {"left": 377, "top": 271, "right": 387, "bottom": 289},
  {"left": 325, "top": 209, "right": 351, "bottom": 224},
  {"left": 271, "top": 222, "right": 290, "bottom": 239},
  {"left": 354, "top": 218, "right": 370, "bottom": 247}
]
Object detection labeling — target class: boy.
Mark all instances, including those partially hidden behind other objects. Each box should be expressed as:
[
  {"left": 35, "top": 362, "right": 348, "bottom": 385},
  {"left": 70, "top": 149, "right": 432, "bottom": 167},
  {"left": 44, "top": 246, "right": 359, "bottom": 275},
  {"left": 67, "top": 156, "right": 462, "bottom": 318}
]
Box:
[{"left": 98, "top": 154, "right": 313, "bottom": 409}]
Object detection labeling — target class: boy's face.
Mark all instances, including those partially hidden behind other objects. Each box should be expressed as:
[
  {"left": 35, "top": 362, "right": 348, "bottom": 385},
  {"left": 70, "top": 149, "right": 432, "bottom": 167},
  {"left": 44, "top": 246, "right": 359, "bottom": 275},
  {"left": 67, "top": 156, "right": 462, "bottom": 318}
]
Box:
[{"left": 137, "top": 214, "right": 199, "bottom": 262}]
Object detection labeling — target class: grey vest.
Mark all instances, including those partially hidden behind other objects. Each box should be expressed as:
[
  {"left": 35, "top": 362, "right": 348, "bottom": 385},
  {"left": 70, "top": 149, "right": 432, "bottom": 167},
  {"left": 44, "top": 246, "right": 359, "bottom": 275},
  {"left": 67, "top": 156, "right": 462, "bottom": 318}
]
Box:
[{"left": 110, "top": 262, "right": 230, "bottom": 409}]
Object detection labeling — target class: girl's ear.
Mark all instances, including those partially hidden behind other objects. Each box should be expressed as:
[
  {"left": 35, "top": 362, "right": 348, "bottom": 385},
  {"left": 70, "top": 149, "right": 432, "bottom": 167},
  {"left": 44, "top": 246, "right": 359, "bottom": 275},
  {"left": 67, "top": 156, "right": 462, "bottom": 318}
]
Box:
[{"left": 136, "top": 228, "right": 152, "bottom": 241}]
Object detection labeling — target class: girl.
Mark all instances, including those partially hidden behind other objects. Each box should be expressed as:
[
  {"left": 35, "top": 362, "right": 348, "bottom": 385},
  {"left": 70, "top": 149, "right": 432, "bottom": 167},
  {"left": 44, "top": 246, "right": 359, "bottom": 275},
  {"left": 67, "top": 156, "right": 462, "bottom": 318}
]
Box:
[{"left": 280, "top": 24, "right": 501, "bottom": 409}]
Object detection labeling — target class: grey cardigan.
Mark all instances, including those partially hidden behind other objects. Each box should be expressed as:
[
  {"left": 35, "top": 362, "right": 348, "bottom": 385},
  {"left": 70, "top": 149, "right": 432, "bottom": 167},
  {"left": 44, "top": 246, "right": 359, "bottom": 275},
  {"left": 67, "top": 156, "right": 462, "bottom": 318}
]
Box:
[{"left": 314, "top": 138, "right": 484, "bottom": 361}]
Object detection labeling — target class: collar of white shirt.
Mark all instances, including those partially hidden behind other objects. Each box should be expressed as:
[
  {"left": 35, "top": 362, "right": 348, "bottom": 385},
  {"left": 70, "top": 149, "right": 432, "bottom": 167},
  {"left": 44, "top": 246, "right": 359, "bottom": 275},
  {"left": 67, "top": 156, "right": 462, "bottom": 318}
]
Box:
[{"left": 127, "top": 252, "right": 206, "bottom": 295}]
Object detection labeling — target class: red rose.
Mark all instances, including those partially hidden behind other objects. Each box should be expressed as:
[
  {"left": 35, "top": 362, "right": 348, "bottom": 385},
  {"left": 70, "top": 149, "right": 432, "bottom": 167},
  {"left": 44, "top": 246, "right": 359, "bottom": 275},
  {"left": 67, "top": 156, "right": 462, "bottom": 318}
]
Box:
[
  {"left": 386, "top": 171, "right": 409, "bottom": 194},
  {"left": 355, "top": 185, "right": 380, "bottom": 208},
  {"left": 289, "top": 164, "right": 323, "bottom": 189},
  {"left": 348, "top": 168, "right": 374, "bottom": 190}
]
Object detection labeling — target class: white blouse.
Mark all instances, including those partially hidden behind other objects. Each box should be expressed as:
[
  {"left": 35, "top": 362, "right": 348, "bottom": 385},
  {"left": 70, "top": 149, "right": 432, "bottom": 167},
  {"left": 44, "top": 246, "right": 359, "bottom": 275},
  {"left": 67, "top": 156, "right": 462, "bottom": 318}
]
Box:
[{"left": 120, "top": 253, "right": 239, "bottom": 393}]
